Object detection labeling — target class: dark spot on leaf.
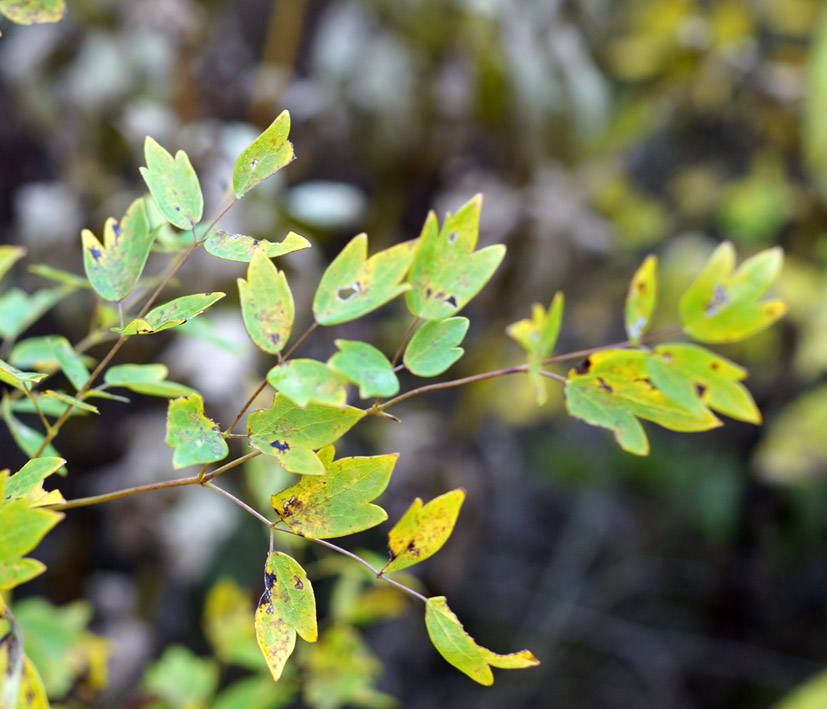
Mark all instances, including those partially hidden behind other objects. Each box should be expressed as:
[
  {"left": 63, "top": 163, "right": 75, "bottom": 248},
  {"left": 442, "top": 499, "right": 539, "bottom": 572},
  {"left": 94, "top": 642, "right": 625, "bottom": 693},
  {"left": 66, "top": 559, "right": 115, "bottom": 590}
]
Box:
[
  {"left": 112, "top": 222, "right": 122, "bottom": 238},
  {"left": 696, "top": 383, "right": 707, "bottom": 397},
  {"left": 174, "top": 206, "right": 181, "bottom": 212},
  {"left": 264, "top": 572, "right": 276, "bottom": 592},
  {"left": 252, "top": 238, "right": 260, "bottom": 246},
  {"left": 575, "top": 357, "right": 592, "bottom": 375},
  {"left": 271, "top": 439, "right": 290, "bottom": 452},
  {"left": 661, "top": 352, "right": 673, "bottom": 363},
  {"left": 266, "top": 604, "right": 274, "bottom": 614},
  {"left": 337, "top": 282, "right": 361, "bottom": 302},
  {"left": 258, "top": 589, "right": 272, "bottom": 608},
  {"left": 89, "top": 246, "right": 103, "bottom": 264},
  {"left": 636, "top": 281, "right": 646, "bottom": 293},
  {"left": 597, "top": 377, "right": 613, "bottom": 393},
  {"left": 710, "top": 362, "right": 720, "bottom": 371},
  {"left": 443, "top": 294, "right": 458, "bottom": 308},
  {"left": 448, "top": 231, "right": 458, "bottom": 244},
  {"left": 282, "top": 495, "right": 302, "bottom": 516},
  {"left": 270, "top": 333, "right": 280, "bottom": 345},
  {"left": 293, "top": 576, "right": 303, "bottom": 590},
  {"left": 634, "top": 376, "right": 655, "bottom": 389},
  {"left": 407, "top": 541, "right": 420, "bottom": 557}
]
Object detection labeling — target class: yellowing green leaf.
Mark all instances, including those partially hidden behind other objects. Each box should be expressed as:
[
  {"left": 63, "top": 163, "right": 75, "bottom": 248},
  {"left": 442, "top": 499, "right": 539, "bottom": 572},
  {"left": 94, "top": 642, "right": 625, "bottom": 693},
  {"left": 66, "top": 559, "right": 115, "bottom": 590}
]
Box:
[
  {"left": 0, "top": 500, "right": 62, "bottom": 562},
  {"left": 625, "top": 255, "right": 657, "bottom": 346},
  {"left": 233, "top": 111, "right": 295, "bottom": 198},
  {"left": 104, "top": 363, "right": 195, "bottom": 398},
  {"left": 238, "top": 249, "right": 294, "bottom": 355},
  {"left": 203, "top": 577, "right": 263, "bottom": 671},
  {"left": 6, "top": 456, "right": 66, "bottom": 506},
  {"left": 407, "top": 195, "right": 505, "bottom": 320},
  {"left": 0, "top": 358, "right": 47, "bottom": 392},
  {"left": 327, "top": 340, "right": 399, "bottom": 399},
  {"left": 0, "top": 642, "right": 48, "bottom": 709},
  {"left": 679, "top": 242, "right": 786, "bottom": 343},
  {"left": 255, "top": 552, "right": 317, "bottom": 682},
  {"left": 41, "top": 391, "right": 96, "bottom": 416},
  {"left": 0, "top": 245, "right": 26, "bottom": 281},
  {"left": 81, "top": 198, "right": 153, "bottom": 302},
  {"left": 139, "top": 137, "right": 203, "bottom": 230},
  {"left": 271, "top": 447, "right": 394, "bottom": 538},
  {"left": 773, "top": 667, "right": 827, "bottom": 709},
  {"left": 313, "top": 234, "right": 417, "bottom": 325},
  {"left": 506, "top": 292, "right": 564, "bottom": 404},
  {"left": 205, "top": 229, "right": 310, "bottom": 262},
  {"left": 382, "top": 489, "right": 465, "bottom": 574},
  {"left": 0, "top": 0, "right": 64, "bottom": 24},
  {"left": 165, "top": 394, "right": 229, "bottom": 469},
  {"left": 404, "top": 316, "right": 469, "bottom": 377},
  {"left": 114, "top": 292, "right": 225, "bottom": 335},
  {"left": 424, "top": 596, "right": 539, "bottom": 685},
  {"left": 0, "top": 558, "right": 46, "bottom": 591},
  {"left": 267, "top": 359, "right": 348, "bottom": 409},
  {"left": 564, "top": 349, "right": 721, "bottom": 456},
  {"left": 247, "top": 395, "right": 364, "bottom": 475}
]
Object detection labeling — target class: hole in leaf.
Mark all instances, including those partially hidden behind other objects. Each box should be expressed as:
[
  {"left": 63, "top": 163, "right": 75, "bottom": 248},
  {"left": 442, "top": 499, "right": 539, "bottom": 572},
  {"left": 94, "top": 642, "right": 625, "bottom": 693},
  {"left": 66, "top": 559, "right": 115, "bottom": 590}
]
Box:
[
  {"left": 448, "top": 231, "right": 458, "bottom": 244},
  {"left": 293, "top": 576, "right": 304, "bottom": 590},
  {"left": 443, "top": 294, "right": 458, "bottom": 309},
  {"left": 89, "top": 246, "right": 103, "bottom": 264},
  {"left": 112, "top": 222, "right": 122, "bottom": 239},
  {"left": 250, "top": 159, "right": 260, "bottom": 170},
  {"left": 704, "top": 284, "right": 729, "bottom": 317},
  {"left": 337, "top": 282, "right": 361, "bottom": 302},
  {"left": 575, "top": 357, "right": 592, "bottom": 375}
]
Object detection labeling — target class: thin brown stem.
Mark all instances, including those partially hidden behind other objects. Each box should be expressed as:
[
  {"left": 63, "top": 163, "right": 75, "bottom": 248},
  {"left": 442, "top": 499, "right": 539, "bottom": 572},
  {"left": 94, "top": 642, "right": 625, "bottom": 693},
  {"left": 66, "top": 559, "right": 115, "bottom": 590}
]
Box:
[
  {"left": 203, "top": 481, "right": 274, "bottom": 526},
  {"left": 544, "top": 326, "right": 683, "bottom": 366},
  {"left": 47, "top": 476, "right": 200, "bottom": 511},
  {"left": 200, "top": 451, "right": 261, "bottom": 483},
  {"left": 224, "top": 380, "right": 268, "bottom": 435},
  {"left": 391, "top": 316, "right": 421, "bottom": 368},
  {"left": 282, "top": 321, "right": 319, "bottom": 361},
  {"left": 24, "top": 388, "right": 51, "bottom": 433}
]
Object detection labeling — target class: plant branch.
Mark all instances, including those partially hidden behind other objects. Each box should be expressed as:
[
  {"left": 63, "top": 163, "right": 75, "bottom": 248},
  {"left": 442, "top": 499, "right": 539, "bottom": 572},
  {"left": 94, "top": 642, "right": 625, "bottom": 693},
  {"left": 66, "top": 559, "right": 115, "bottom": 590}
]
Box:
[
  {"left": 47, "top": 475, "right": 201, "bottom": 511},
  {"left": 282, "top": 321, "right": 319, "bottom": 361},
  {"left": 203, "top": 480, "right": 274, "bottom": 526},
  {"left": 224, "top": 380, "right": 268, "bottom": 435},
  {"left": 200, "top": 451, "right": 261, "bottom": 483}
]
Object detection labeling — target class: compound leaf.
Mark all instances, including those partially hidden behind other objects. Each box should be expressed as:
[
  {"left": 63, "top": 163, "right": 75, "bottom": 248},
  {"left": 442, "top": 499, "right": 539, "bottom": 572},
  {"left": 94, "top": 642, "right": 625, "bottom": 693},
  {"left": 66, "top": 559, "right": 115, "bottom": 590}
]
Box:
[
  {"left": 313, "top": 234, "right": 417, "bottom": 325},
  {"left": 625, "top": 255, "right": 657, "bottom": 346},
  {"left": 680, "top": 242, "right": 786, "bottom": 343},
  {"left": 382, "top": 489, "right": 465, "bottom": 574},
  {"left": 140, "top": 137, "right": 203, "bottom": 230},
  {"left": 255, "top": 552, "right": 317, "bottom": 682},
  {"left": 205, "top": 229, "right": 310, "bottom": 262},
  {"left": 327, "top": 340, "right": 399, "bottom": 399},
  {"left": 565, "top": 349, "right": 721, "bottom": 456},
  {"left": 271, "top": 447, "right": 395, "bottom": 538},
  {"left": 238, "top": 249, "right": 294, "bottom": 355},
  {"left": 0, "top": 0, "right": 64, "bottom": 24},
  {"left": 104, "top": 363, "right": 195, "bottom": 398},
  {"left": 407, "top": 195, "right": 505, "bottom": 320},
  {"left": 165, "top": 394, "right": 228, "bottom": 469},
  {"left": 81, "top": 198, "right": 153, "bottom": 302},
  {"left": 234, "top": 110, "right": 296, "bottom": 199},
  {"left": 247, "top": 394, "right": 364, "bottom": 476},
  {"left": 267, "top": 359, "right": 348, "bottom": 409},
  {"left": 404, "top": 316, "right": 469, "bottom": 378},
  {"left": 506, "top": 292, "right": 564, "bottom": 404},
  {"left": 424, "top": 596, "right": 539, "bottom": 685},
  {"left": 114, "top": 292, "right": 225, "bottom": 335}
]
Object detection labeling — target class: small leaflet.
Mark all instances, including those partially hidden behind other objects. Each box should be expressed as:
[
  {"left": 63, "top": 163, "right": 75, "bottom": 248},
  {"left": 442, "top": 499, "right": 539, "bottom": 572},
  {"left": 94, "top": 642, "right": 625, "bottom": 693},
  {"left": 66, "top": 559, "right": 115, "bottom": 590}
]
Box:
[
  {"left": 406, "top": 195, "right": 506, "bottom": 321},
  {"left": 424, "top": 596, "right": 539, "bottom": 686},
  {"left": 113, "top": 292, "right": 225, "bottom": 335},
  {"left": 0, "top": 245, "right": 26, "bottom": 282},
  {"left": 0, "top": 499, "right": 63, "bottom": 564},
  {"left": 327, "top": 340, "right": 400, "bottom": 399},
  {"left": 2, "top": 396, "right": 61, "bottom": 458},
  {"left": 312, "top": 234, "right": 418, "bottom": 325},
  {"left": 624, "top": 255, "right": 657, "bottom": 346},
  {"left": 234, "top": 111, "right": 296, "bottom": 199},
  {"left": 81, "top": 198, "right": 153, "bottom": 302},
  {"left": 165, "top": 394, "right": 229, "bottom": 469},
  {"left": 679, "top": 242, "right": 786, "bottom": 343},
  {"left": 42, "top": 390, "right": 99, "bottom": 415},
  {"left": 267, "top": 359, "right": 348, "bottom": 409},
  {"left": 271, "top": 446, "right": 395, "bottom": 538},
  {"left": 47, "top": 335, "right": 91, "bottom": 391},
  {"left": 0, "top": 358, "right": 47, "bottom": 392},
  {"left": 139, "top": 137, "right": 204, "bottom": 230},
  {"left": 205, "top": 229, "right": 310, "bottom": 262},
  {"left": 238, "top": 249, "right": 294, "bottom": 355},
  {"left": 104, "top": 363, "right": 195, "bottom": 398},
  {"left": 247, "top": 394, "right": 364, "bottom": 476},
  {"left": 6, "top": 456, "right": 66, "bottom": 506},
  {"left": 506, "top": 292, "right": 564, "bottom": 404},
  {"left": 255, "top": 552, "right": 317, "bottom": 682},
  {"left": 381, "top": 489, "right": 465, "bottom": 574},
  {"left": 564, "top": 349, "right": 721, "bottom": 456},
  {"left": 404, "top": 317, "right": 469, "bottom": 378},
  {"left": 0, "top": 558, "right": 47, "bottom": 591},
  {"left": 0, "top": 0, "right": 64, "bottom": 24}
]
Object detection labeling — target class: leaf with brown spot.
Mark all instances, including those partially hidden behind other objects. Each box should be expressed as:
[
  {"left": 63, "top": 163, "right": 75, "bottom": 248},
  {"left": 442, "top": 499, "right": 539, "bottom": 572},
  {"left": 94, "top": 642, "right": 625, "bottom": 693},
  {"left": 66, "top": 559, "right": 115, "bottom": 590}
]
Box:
[{"left": 239, "top": 248, "right": 294, "bottom": 355}]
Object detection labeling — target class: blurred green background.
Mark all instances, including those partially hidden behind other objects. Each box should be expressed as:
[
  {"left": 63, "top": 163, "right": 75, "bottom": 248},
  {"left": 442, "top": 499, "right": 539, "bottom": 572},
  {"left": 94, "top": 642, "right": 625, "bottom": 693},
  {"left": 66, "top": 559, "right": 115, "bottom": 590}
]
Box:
[{"left": 3, "top": 0, "right": 827, "bottom": 706}]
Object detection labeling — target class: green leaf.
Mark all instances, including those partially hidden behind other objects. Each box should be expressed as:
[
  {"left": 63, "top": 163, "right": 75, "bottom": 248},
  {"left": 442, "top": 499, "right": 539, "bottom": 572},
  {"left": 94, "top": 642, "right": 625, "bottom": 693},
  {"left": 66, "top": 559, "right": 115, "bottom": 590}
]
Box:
[
  {"left": 646, "top": 344, "right": 761, "bottom": 424},
  {"left": 255, "top": 552, "right": 317, "bottom": 682},
  {"left": 0, "top": 286, "right": 71, "bottom": 341},
  {"left": 506, "top": 292, "right": 564, "bottom": 404},
  {"left": 381, "top": 489, "right": 465, "bottom": 574},
  {"left": 0, "top": 500, "right": 62, "bottom": 562},
  {"left": 8, "top": 336, "right": 93, "bottom": 372},
  {"left": 327, "top": 340, "right": 399, "bottom": 399},
  {"left": 0, "top": 645, "right": 48, "bottom": 709},
  {"left": 233, "top": 110, "right": 295, "bottom": 198},
  {"left": 424, "top": 596, "right": 539, "bottom": 685},
  {"left": 104, "top": 363, "right": 195, "bottom": 398},
  {"left": 0, "top": 0, "right": 64, "bottom": 24},
  {"left": 406, "top": 195, "right": 506, "bottom": 320},
  {"left": 313, "top": 234, "right": 418, "bottom": 325},
  {"left": 165, "top": 394, "right": 229, "bottom": 469},
  {"left": 28, "top": 263, "right": 91, "bottom": 289},
  {"left": 247, "top": 395, "right": 364, "bottom": 476},
  {"left": 114, "top": 292, "right": 225, "bottom": 335},
  {"left": 404, "top": 316, "right": 470, "bottom": 378},
  {"left": 0, "top": 245, "right": 26, "bottom": 282},
  {"left": 238, "top": 248, "right": 294, "bottom": 355},
  {"left": 625, "top": 255, "right": 657, "bottom": 346},
  {"left": 0, "top": 358, "right": 47, "bottom": 392},
  {"left": 81, "top": 198, "right": 153, "bottom": 302},
  {"left": 142, "top": 645, "right": 219, "bottom": 707},
  {"left": 679, "top": 242, "right": 786, "bottom": 343},
  {"left": 271, "top": 447, "right": 394, "bottom": 538},
  {"left": 42, "top": 390, "right": 99, "bottom": 415},
  {"left": 0, "top": 558, "right": 46, "bottom": 591},
  {"left": 6, "top": 456, "right": 65, "bottom": 505},
  {"left": 47, "top": 335, "right": 91, "bottom": 390},
  {"left": 205, "top": 229, "right": 310, "bottom": 262},
  {"left": 773, "top": 667, "right": 827, "bottom": 709},
  {"left": 267, "top": 359, "right": 348, "bottom": 409},
  {"left": 139, "top": 137, "right": 204, "bottom": 230},
  {"left": 564, "top": 349, "right": 721, "bottom": 456},
  {"left": 203, "top": 578, "right": 264, "bottom": 670},
  {"left": 2, "top": 396, "right": 60, "bottom": 458}
]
